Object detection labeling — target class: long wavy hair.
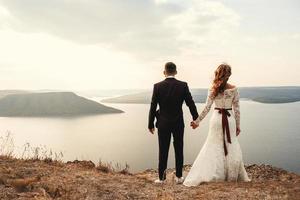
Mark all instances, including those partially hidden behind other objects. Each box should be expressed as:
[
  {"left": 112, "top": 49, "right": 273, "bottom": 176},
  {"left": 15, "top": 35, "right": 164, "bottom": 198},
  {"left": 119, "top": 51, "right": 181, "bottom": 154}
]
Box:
[{"left": 211, "top": 63, "right": 232, "bottom": 97}]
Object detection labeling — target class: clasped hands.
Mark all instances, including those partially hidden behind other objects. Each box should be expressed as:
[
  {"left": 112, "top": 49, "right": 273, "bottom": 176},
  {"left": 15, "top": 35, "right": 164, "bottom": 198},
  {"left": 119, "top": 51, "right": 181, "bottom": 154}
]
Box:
[
  {"left": 150, "top": 123, "right": 241, "bottom": 135},
  {"left": 190, "top": 122, "right": 241, "bottom": 136},
  {"left": 190, "top": 120, "right": 199, "bottom": 129}
]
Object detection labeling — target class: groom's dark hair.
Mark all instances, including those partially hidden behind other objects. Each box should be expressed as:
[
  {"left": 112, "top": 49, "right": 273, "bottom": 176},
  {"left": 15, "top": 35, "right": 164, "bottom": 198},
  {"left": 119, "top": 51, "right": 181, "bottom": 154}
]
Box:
[{"left": 165, "top": 62, "right": 177, "bottom": 75}]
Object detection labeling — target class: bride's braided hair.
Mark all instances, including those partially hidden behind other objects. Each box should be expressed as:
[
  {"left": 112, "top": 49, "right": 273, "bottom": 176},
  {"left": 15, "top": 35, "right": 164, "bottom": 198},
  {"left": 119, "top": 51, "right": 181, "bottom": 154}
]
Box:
[{"left": 211, "top": 63, "right": 232, "bottom": 97}]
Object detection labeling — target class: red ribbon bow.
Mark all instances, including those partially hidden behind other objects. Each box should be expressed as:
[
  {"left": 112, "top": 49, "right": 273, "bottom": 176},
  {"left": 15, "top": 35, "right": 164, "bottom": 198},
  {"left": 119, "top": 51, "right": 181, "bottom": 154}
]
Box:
[{"left": 215, "top": 108, "right": 232, "bottom": 156}]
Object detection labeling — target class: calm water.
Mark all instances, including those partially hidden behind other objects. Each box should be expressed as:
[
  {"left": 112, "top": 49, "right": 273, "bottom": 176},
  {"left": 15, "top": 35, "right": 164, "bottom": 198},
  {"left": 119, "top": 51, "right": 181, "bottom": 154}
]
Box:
[{"left": 0, "top": 101, "right": 299, "bottom": 174}]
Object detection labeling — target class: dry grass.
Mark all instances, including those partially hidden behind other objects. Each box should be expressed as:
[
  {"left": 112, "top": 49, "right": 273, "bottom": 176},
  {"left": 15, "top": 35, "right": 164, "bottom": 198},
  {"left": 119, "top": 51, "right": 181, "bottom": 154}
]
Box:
[
  {"left": 0, "top": 156, "right": 299, "bottom": 200},
  {"left": 96, "top": 159, "right": 131, "bottom": 175},
  {"left": 0, "top": 131, "right": 14, "bottom": 157},
  {"left": 1, "top": 132, "right": 299, "bottom": 199},
  {"left": 0, "top": 131, "right": 64, "bottom": 162},
  {"left": 0, "top": 132, "right": 130, "bottom": 174}
]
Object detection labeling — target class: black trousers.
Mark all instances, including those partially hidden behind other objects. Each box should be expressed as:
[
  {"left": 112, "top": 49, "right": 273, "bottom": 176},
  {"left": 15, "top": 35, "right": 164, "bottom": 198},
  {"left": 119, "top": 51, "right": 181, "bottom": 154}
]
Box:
[{"left": 158, "top": 126, "right": 184, "bottom": 180}]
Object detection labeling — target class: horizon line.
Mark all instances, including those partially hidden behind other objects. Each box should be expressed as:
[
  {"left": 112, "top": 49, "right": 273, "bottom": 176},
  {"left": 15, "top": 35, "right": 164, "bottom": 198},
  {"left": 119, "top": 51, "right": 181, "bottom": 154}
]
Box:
[{"left": 1, "top": 85, "right": 300, "bottom": 92}]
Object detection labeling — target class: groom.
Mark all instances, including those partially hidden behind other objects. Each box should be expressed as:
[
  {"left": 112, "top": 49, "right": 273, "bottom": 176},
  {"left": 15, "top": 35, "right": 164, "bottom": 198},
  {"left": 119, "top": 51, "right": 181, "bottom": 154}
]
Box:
[{"left": 148, "top": 62, "right": 199, "bottom": 184}]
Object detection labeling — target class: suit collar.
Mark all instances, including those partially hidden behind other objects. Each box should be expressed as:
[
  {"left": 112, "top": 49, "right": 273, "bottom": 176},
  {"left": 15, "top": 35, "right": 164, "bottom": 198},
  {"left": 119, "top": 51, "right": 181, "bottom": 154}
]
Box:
[
  {"left": 165, "top": 77, "right": 176, "bottom": 81},
  {"left": 166, "top": 75, "right": 175, "bottom": 78},
  {"left": 165, "top": 75, "right": 176, "bottom": 80}
]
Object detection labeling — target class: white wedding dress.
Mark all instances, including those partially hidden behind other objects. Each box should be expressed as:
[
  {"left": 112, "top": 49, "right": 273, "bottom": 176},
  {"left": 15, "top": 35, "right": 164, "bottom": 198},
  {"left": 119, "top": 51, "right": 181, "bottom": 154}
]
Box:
[{"left": 183, "top": 87, "right": 250, "bottom": 187}]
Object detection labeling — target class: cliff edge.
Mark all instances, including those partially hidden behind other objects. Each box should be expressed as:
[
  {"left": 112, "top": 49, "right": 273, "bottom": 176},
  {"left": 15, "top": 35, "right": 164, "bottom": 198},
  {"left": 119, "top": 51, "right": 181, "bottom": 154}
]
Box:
[{"left": 0, "top": 156, "right": 299, "bottom": 200}]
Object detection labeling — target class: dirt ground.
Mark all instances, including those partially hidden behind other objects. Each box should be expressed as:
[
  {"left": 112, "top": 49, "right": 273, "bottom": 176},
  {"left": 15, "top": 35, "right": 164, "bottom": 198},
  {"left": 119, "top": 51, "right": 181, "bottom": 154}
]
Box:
[{"left": 0, "top": 156, "right": 299, "bottom": 200}]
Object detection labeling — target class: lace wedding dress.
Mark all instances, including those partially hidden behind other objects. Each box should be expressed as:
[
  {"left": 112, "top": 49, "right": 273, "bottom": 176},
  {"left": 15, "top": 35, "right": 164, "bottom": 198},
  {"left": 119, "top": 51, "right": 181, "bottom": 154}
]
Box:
[{"left": 183, "top": 87, "right": 250, "bottom": 187}]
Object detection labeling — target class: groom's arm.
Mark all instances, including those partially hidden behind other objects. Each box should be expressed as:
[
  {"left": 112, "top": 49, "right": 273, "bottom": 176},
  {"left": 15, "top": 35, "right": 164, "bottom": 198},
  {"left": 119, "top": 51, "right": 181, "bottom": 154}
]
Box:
[
  {"left": 184, "top": 83, "right": 199, "bottom": 120},
  {"left": 148, "top": 84, "right": 158, "bottom": 130}
]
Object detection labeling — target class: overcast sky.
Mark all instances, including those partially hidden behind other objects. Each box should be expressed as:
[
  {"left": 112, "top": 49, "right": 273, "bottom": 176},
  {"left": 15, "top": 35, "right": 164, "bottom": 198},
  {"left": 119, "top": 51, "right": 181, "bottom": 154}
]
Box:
[{"left": 0, "top": 0, "right": 299, "bottom": 90}]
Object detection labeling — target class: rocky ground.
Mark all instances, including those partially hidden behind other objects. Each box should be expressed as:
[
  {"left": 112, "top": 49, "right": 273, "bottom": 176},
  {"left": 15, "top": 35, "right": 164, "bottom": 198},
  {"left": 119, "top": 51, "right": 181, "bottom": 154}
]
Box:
[{"left": 0, "top": 156, "right": 299, "bottom": 200}]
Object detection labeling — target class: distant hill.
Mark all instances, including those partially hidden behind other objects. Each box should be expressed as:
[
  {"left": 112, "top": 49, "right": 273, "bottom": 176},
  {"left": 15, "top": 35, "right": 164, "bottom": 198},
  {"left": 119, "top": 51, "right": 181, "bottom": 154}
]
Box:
[
  {"left": 76, "top": 89, "right": 148, "bottom": 98},
  {"left": 101, "top": 86, "right": 300, "bottom": 104},
  {"left": 0, "top": 92, "right": 123, "bottom": 117},
  {"left": 0, "top": 90, "right": 28, "bottom": 99}
]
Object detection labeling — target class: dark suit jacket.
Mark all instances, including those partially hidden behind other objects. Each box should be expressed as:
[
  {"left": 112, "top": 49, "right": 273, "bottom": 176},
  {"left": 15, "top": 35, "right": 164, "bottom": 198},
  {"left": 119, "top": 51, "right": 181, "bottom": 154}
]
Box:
[{"left": 148, "top": 78, "right": 199, "bottom": 130}]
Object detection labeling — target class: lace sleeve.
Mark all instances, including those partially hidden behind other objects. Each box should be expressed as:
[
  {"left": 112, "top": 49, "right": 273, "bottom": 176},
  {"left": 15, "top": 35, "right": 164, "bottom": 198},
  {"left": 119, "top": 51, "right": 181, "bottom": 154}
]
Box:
[
  {"left": 195, "top": 89, "right": 214, "bottom": 124},
  {"left": 232, "top": 88, "right": 240, "bottom": 129}
]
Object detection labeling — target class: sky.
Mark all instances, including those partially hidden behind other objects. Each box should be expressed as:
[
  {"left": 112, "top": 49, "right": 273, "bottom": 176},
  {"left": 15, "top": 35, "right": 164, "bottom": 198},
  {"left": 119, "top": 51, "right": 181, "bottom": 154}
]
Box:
[{"left": 0, "top": 0, "right": 299, "bottom": 90}]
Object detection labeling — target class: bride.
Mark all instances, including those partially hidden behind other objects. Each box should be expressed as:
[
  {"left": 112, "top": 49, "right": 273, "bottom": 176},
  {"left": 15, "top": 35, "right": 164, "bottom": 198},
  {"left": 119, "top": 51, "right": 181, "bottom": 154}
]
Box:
[{"left": 183, "top": 63, "right": 250, "bottom": 187}]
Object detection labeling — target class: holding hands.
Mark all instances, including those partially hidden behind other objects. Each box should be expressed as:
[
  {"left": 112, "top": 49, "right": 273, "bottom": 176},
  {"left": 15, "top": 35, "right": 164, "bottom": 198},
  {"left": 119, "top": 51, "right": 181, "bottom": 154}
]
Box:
[
  {"left": 190, "top": 121, "right": 199, "bottom": 129},
  {"left": 149, "top": 128, "right": 155, "bottom": 134}
]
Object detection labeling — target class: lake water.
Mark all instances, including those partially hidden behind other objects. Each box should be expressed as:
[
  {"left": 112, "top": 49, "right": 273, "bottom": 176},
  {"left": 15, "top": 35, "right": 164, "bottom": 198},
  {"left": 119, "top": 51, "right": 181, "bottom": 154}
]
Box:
[{"left": 0, "top": 101, "right": 299, "bottom": 174}]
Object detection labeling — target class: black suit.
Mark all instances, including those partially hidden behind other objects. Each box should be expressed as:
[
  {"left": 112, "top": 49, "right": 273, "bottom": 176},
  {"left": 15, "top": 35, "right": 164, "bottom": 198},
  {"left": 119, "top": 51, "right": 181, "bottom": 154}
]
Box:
[{"left": 148, "top": 77, "right": 198, "bottom": 180}]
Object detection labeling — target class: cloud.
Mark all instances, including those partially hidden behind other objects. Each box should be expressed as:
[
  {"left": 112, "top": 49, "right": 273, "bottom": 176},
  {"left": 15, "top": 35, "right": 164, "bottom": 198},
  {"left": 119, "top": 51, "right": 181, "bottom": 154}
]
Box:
[{"left": 0, "top": 0, "right": 240, "bottom": 60}]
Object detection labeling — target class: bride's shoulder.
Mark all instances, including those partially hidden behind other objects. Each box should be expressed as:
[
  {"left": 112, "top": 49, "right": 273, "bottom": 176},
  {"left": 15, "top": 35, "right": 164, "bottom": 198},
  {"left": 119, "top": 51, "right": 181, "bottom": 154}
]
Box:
[
  {"left": 226, "top": 83, "right": 237, "bottom": 90},
  {"left": 226, "top": 84, "right": 239, "bottom": 96}
]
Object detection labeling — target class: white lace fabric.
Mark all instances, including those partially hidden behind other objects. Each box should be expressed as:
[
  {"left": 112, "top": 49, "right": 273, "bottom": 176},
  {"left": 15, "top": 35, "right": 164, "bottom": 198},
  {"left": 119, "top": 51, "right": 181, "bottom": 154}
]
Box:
[{"left": 195, "top": 87, "right": 240, "bottom": 129}]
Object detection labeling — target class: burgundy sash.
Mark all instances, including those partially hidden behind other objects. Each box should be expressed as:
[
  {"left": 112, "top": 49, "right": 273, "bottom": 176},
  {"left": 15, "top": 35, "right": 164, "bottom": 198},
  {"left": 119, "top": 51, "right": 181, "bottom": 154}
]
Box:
[{"left": 215, "top": 108, "right": 232, "bottom": 156}]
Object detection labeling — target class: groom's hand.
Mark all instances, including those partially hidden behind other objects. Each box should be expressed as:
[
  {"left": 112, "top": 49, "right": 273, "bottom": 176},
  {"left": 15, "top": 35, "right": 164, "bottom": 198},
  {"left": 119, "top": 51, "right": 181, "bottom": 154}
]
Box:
[
  {"left": 149, "top": 128, "right": 155, "bottom": 134},
  {"left": 190, "top": 121, "right": 199, "bottom": 129},
  {"left": 236, "top": 127, "right": 241, "bottom": 136}
]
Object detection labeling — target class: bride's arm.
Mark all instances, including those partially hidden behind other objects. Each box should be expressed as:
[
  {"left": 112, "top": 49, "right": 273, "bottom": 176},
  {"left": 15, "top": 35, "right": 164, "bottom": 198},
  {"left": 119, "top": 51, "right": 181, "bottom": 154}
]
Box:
[
  {"left": 194, "top": 89, "right": 214, "bottom": 124},
  {"left": 232, "top": 88, "right": 241, "bottom": 132}
]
